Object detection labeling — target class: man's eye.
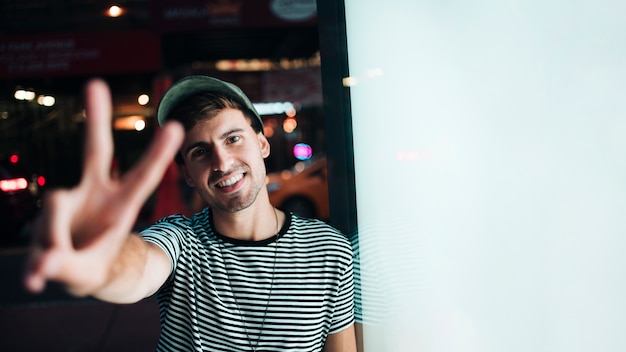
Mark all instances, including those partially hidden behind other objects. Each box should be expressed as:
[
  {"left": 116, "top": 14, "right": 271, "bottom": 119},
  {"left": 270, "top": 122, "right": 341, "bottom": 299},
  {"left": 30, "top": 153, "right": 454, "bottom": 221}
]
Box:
[
  {"left": 227, "top": 135, "right": 241, "bottom": 144},
  {"left": 191, "top": 149, "right": 206, "bottom": 158}
]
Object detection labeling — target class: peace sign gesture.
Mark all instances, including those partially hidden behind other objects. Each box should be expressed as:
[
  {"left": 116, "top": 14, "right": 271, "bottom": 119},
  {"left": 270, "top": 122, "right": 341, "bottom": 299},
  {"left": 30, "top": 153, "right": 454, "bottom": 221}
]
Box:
[{"left": 24, "top": 79, "right": 184, "bottom": 299}]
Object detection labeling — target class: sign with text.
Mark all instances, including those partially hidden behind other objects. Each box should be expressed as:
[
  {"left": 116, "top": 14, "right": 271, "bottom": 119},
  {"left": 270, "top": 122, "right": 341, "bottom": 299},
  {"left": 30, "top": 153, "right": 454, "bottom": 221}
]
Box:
[
  {"left": 151, "top": 0, "right": 317, "bottom": 32},
  {"left": 0, "top": 30, "right": 161, "bottom": 78}
]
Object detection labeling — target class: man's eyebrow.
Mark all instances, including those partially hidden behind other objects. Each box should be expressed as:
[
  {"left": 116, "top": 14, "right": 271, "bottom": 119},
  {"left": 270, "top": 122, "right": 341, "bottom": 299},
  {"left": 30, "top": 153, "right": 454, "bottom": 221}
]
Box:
[{"left": 220, "top": 128, "right": 245, "bottom": 139}]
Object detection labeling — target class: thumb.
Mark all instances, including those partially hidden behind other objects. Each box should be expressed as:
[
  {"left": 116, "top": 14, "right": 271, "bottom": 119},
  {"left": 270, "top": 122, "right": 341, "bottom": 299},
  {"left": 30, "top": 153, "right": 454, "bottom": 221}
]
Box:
[{"left": 23, "top": 248, "right": 62, "bottom": 293}]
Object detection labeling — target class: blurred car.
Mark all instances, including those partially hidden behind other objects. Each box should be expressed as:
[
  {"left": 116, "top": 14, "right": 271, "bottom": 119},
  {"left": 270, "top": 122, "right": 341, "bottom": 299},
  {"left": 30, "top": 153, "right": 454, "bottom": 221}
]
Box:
[
  {"left": 0, "top": 155, "right": 45, "bottom": 241},
  {"left": 266, "top": 156, "right": 329, "bottom": 220}
]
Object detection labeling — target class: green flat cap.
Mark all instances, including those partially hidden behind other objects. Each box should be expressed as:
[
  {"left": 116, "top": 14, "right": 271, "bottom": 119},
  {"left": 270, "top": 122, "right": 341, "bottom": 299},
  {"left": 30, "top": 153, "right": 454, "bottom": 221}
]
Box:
[{"left": 156, "top": 75, "right": 262, "bottom": 128}]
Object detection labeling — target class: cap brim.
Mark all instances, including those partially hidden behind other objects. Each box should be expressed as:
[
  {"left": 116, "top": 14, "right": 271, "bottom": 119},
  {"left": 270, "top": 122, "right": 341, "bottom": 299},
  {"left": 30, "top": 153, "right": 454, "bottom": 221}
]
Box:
[{"left": 156, "top": 75, "right": 262, "bottom": 128}]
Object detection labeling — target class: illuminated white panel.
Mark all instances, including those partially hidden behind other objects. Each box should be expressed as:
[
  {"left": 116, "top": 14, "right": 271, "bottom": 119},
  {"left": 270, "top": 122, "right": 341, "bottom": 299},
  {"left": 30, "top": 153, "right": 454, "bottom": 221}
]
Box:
[
  {"left": 345, "top": 1, "right": 626, "bottom": 351},
  {"left": 253, "top": 102, "right": 295, "bottom": 115}
]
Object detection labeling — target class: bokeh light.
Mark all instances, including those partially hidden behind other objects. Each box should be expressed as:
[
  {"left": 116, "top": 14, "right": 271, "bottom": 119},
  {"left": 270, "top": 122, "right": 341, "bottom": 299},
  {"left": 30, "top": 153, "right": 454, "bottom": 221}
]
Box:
[
  {"left": 134, "top": 119, "right": 146, "bottom": 131},
  {"left": 283, "top": 117, "right": 297, "bottom": 133},
  {"left": 138, "top": 94, "right": 150, "bottom": 105},
  {"left": 293, "top": 143, "right": 312, "bottom": 160},
  {"left": 107, "top": 5, "right": 122, "bottom": 17}
]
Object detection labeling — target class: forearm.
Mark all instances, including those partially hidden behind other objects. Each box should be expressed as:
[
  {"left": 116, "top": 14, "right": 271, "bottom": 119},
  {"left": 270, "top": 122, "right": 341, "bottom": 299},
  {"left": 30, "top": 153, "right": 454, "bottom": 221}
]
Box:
[{"left": 80, "top": 234, "right": 167, "bottom": 304}]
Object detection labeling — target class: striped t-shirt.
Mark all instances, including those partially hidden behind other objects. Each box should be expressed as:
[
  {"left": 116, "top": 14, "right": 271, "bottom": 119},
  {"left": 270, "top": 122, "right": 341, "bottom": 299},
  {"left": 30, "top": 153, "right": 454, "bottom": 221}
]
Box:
[{"left": 141, "top": 208, "right": 355, "bottom": 351}]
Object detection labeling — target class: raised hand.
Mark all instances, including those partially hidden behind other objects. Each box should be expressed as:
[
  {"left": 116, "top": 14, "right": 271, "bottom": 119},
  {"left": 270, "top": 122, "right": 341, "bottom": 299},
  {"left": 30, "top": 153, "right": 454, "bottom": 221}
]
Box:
[{"left": 24, "top": 78, "right": 184, "bottom": 296}]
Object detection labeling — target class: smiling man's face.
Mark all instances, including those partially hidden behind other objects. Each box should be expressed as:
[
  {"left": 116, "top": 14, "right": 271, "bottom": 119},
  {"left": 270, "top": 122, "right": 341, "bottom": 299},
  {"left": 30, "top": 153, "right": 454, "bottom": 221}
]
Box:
[{"left": 180, "top": 108, "right": 270, "bottom": 213}]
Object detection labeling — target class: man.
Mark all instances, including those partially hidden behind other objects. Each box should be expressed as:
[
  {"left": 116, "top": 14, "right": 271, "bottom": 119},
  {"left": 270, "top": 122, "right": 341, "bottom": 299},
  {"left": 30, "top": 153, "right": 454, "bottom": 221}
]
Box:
[{"left": 24, "top": 76, "right": 356, "bottom": 351}]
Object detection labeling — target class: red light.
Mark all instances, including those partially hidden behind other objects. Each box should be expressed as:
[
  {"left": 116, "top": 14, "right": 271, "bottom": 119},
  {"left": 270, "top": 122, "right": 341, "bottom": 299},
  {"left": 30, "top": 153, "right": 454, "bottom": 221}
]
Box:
[
  {"left": 9, "top": 154, "right": 19, "bottom": 163},
  {"left": 37, "top": 175, "right": 46, "bottom": 187},
  {"left": 0, "top": 177, "right": 28, "bottom": 192}
]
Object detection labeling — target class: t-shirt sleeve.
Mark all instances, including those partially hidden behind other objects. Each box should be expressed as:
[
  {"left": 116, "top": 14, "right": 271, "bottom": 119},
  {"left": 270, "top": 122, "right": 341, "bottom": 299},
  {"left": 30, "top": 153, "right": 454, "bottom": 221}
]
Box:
[
  {"left": 329, "top": 242, "right": 356, "bottom": 334},
  {"left": 139, "top": 215, "right": 188, "bottom": 276}
]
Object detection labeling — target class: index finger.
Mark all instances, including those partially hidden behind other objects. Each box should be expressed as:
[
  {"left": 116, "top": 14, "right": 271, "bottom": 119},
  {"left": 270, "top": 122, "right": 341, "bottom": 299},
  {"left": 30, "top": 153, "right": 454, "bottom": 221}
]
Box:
[
  {"left": 82, "top": 78, "right": 114, "bottom": 182},
  {"left": 120, "top": 120, "right": 185, "bottom": 209}
]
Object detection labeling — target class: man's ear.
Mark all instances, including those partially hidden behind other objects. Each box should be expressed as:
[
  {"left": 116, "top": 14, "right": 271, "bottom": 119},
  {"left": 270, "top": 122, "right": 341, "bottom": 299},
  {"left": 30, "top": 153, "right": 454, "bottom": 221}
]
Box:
[{"left": 259, "top": 133, "right": 270, "bottom": 159}]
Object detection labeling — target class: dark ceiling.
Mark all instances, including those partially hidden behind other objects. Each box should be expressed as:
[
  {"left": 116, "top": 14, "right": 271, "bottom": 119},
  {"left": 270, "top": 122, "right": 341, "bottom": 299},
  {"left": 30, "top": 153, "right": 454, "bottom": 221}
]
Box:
[
  {"left": 0, "top": 0, "right": 152, "bottom": 35},
  {"left": 0, "top": 0, "right": 321, "bottom": 97},
  {"left": 0, "top": 0, "right": 320, "bottom": 62}
]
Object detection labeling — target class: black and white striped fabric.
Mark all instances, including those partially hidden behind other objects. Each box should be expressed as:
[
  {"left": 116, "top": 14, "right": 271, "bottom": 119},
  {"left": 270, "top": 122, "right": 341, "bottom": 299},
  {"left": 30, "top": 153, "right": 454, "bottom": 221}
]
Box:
[{"left": 141, "top": 209, "right": 355, "bottom": 352}]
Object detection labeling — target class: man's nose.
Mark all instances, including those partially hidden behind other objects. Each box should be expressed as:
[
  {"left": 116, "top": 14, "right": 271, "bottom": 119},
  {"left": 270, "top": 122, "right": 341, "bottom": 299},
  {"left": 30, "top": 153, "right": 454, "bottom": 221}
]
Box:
[{"left": 211, "top": 147, "right": 234, "bottom": 172}]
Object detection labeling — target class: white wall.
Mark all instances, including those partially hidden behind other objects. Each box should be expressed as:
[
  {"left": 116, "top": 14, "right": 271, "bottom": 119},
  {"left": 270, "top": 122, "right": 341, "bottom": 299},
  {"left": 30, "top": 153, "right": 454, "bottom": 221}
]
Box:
[{"left": 345, "top": 1, "right": 626, "bottom": 351}]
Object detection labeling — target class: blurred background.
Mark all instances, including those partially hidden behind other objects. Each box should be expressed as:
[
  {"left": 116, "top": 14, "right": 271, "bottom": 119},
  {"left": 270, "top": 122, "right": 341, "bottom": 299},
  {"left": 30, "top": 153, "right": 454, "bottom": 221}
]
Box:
[
  {"left": 7, "top": 1, "right": 623, "bottom": 352},
  {"left": 0, "top": 0, "right": 332, "bottom": 243},
  {"left": 0, "top": 1, "right": 340, "bottom": 350}
]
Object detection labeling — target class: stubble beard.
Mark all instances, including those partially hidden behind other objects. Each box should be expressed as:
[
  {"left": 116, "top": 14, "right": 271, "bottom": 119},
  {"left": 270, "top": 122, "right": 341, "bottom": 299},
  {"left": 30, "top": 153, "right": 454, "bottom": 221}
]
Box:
[
  {"left": 206, "top": 171, "right": 266, "bottom": 214},
  {"left": 216, "top": 189, "right": 258, "bottom": 213}
]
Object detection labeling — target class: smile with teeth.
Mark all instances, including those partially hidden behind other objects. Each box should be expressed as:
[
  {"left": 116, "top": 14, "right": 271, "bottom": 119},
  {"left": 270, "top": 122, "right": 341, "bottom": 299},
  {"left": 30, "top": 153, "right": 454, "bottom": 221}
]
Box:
[{"left": 216, "top": 173, "right": 244, "bottom": 188}]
